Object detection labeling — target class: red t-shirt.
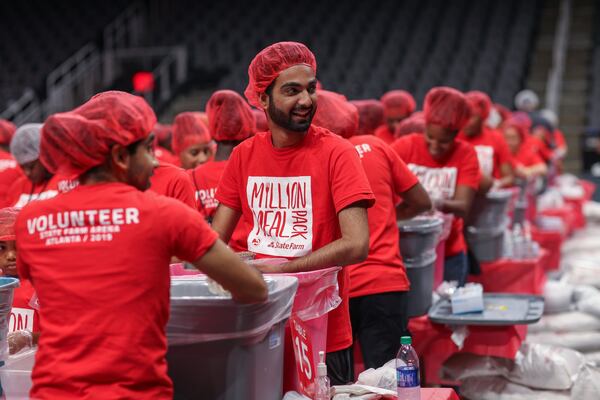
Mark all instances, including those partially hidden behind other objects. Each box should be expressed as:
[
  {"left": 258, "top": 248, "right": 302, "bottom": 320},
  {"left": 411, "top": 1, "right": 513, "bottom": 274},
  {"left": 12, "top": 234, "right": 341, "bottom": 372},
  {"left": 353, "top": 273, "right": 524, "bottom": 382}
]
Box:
[
  {"left": 149, "top": 162, "right": 197, "bottom": 209},
  {"left": 154, "top": 146, "right": 178, "bottom": 165},
  {"left": 188, "top": 160, "right": 227, "bottom": 218},
  {"left": 0, "top": 150, "right": 23, "bottom": 206},
  {"left": 9, "top": 278, "right": 40, "bottom": 333},
  {"left": 347, "top": 135, "right": 418, "bottom": 298},
  {"left": 392, "top": 134, "right": 480, "bottom": 257},
  {"left": 216, "top": 126, "right": 375, "bottom": 352},
  {"left": 374, "top": 125, "right": 395, "bottom": 145},
  {"left": 16, "top": 182, "right": 218, "bottom": 399},
  {"left": 5, "top": 174, "right": 78, "bottom": 208},
  {"left": 554, "top": 129, "right": 567, "bottom": 150},
  {"left": 513, "top": 146, "right": 545, "bottom": 168},
  {"left": 458, "top": 127, "right": 513, "bottom": 179}
]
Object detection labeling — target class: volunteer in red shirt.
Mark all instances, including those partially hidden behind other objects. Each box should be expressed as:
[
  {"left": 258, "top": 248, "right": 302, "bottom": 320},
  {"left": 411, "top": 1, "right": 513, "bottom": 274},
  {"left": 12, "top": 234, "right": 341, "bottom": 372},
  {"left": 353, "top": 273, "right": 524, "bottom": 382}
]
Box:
[
  {"left": 374, "top": 90, "right": 416, "bottom": 144},
  {"left": 211, "top": 42, "right": 375, "bottom": 384},
  {"left": 459, "top": 91, "right": 514, "bottom": 188},
  {"left": 314, "top": 90, "right": 431, "bottom": 368},
  {"left": 392, "top": 87, "right": 480, "bottom": 286},
  {"left": 502, "top": 117, "right": 548, "bottom": 179},
  {"left": 172, "top": 112, "right": 215, "bottom": 169},
  {"left": 189, "top": 90, "right": 255, "bottom": 221},
  {"left": 149, "top": 162, "right": 197, "bottom": 208},
  {"left": 512, "top": 111, "right": 554, "bottom": 164},
  {"left": 16, "top": 91, "right": 268, "bottom": 400},
  {"left": 349, "top": 99, "right": 385, "bottom": 136},
  {"left": 0, "top": 207, "right": 40, "bottom": 355},
  {"left": 0, "top": 120, "right": 23, "bottom": 205},
  {"left": 395, "top": 112, "right": 425, "bottom": 137},
  {"left": 152, "top": 123, "right": 178, "bottom": 165},
  {"left": 6, "top": 123, "right": 77, "bottom": 208},
  {"left": 539, "top": 109, "right": 567, "bottom": 160}
]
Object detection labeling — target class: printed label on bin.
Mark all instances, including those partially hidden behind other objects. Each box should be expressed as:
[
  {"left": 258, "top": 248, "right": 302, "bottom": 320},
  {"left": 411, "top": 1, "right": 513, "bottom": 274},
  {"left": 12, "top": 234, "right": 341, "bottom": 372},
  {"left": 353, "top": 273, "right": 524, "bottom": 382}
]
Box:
[
  {"left": 290, "top": 315, "right": 315, "bottom": 396},
  {"left": 246, "top": 176, "right": 313, "bottom": 257},
  {"left": 268, "top": 326, "right": 281, "bottom": 350},
  {"left": 9, "top": 307, "right": 34, "bottom": 333},
  {"left": 397, "top": 366, "right": 420, "bottom": 388}
]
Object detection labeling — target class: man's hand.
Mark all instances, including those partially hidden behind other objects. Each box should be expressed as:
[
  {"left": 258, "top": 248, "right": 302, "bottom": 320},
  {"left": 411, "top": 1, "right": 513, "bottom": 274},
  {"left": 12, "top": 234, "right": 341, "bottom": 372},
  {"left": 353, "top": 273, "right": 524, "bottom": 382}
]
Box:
[{"left": 211, "top": 204, "right": 242, "bottom": 242}]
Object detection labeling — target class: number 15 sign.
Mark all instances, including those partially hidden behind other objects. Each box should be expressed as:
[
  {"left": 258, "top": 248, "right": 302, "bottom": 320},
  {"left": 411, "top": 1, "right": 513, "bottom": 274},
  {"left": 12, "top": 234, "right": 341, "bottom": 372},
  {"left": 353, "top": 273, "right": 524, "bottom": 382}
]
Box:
[{"left": 290, "top": 315, "right": 316, "bottom": 396}]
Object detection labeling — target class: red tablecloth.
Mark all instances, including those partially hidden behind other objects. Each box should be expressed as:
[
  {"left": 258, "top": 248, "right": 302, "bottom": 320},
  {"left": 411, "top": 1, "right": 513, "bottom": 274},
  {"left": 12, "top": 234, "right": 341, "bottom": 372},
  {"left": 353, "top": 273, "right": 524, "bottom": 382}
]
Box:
[
  {"left": 421, "top": 387, "right": 459, "bottom": 400},
  {"left": 531, "top": 227, "right": 564, "bottom": 271},
  {"left": 564, "top": 198, "right": 586, "bottom": 230},
  {"left": 468, "top": 251, "right": 547, "bottom": 295},
  {"left": 540, "top": 206, "right": 577, "bottom": 237},
  {"left": 409, "top": 316, "right": 527, "bottom": 385}
]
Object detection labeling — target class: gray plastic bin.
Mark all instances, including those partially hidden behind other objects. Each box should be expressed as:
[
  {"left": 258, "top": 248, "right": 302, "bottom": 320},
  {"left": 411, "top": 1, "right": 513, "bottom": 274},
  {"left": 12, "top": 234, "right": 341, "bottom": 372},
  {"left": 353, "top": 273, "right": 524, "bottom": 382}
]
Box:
[
  {"left": 167, "top": 276, "right": 298, "bottom": 400},
  {"left": 405, "top": 250, "right": 437, "bottom": 317},
  {"left": 398, "top": 216, "right": 443, "bottom": 261},
  {"left": 466, "top": 220, "right": 508, "bottom": 263},
  {"left": 468, "top": 189, "right": 512, "bottom": 228}
]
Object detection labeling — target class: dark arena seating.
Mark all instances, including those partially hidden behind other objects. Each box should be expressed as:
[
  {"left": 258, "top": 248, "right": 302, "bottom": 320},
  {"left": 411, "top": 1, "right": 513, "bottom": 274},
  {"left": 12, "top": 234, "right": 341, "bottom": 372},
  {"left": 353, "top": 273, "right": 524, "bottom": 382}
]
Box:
[{"left": 144, "top": 0, "right": 542, "bottom": 105}]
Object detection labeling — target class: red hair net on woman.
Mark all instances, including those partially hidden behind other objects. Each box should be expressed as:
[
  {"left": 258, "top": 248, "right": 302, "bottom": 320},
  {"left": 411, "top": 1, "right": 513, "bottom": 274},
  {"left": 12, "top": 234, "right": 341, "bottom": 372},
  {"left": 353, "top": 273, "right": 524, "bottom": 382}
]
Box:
[
  {"left": 0, "top": 207, "right": 18, "bottom": 241},
  {"left": 172, "top": 112, "right": 212, "bottom": 155},
  {"left": 502, "top": 116, "right": 530, "bottom": 142},
  {"left": 0, "top": 120, "right": 16, "bottom": 146},
  {"left": 465, "top": 91, "right": 492, "bottom": 120},
  {"left": 252, "top": 108, "right": 268, "bottom": 133},
  {"left": 206, "top": 90, "right": 255, "bottom": 142},
  {"left": 40, "top": 91, "right": 156, "bottom": 177},
  {"left": 312, "top": 90, "right": 359, "bottom": 139},
  {"left": 350, "top": 100, "right": 384, "bottom": 135},
  {"left": 381, "top": 90, "right": 416, "bottom": 118},
  {"left": 395, "top": 112, "right": 425, "bottom": 137},
  {"left": 244, "top": 42, "right": 317, "bottom": 108},
  {"left": 423, "top": 87, "right": 471, "bottom": 131}
]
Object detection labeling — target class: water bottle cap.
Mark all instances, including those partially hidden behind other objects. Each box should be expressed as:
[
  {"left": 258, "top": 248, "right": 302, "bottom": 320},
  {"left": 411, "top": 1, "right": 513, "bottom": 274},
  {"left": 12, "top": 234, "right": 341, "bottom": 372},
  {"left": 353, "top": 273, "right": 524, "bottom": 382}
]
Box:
[{"left": 401, "top": 336, "right": 412, "bottom": 345}]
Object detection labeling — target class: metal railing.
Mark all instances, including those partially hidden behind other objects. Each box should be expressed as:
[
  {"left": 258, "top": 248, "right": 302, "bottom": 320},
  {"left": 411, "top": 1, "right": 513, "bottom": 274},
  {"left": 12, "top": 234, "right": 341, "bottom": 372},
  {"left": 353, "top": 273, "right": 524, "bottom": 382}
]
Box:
[
  {"left": 45, "top": 43, "right": 103, "bottom": 115},
  {"left": 0, "top": 89, "right": 42, "bottom": 125},
  {"left": 545, "top": 0, "right": 571, "bottom": 114}
]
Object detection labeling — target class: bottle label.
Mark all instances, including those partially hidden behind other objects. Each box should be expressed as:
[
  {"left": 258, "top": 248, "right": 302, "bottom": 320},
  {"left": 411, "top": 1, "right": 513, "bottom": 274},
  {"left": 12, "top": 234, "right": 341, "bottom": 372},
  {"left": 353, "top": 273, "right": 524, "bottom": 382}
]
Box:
[{"left": 397, "top": 366, "right": 420, "bottom": 388}]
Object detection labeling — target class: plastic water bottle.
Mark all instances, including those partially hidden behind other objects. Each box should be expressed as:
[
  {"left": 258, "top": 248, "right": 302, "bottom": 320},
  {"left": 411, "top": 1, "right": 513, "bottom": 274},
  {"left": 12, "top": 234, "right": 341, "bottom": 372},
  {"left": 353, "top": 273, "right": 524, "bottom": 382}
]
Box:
[
  {"left": 512, "top": 223, "right": 524, "bottom": 260},
  {"left": 396, "top": 336, "right": 420, "bottom": 400},
  {"left": 314, "top": 351, "right": 330, "bottom": 400}
]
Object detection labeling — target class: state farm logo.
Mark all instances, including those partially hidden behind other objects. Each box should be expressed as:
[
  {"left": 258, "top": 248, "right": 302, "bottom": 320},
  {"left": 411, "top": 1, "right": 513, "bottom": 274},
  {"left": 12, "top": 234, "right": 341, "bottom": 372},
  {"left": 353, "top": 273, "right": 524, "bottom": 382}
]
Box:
[{"left": 246, "top": 176, "right": 313, "bottom": 257}]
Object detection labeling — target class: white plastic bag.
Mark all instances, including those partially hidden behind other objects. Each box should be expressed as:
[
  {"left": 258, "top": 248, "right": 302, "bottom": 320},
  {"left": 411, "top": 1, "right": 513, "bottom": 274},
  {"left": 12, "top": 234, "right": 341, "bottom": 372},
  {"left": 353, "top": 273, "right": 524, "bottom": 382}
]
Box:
[
  {"left": 506, "top": 343, "right": 585, "bottom": 390},
  {"left": 356, "top": 359, "right": 396, "bottom": 391},
  {"left": 527, "top": 331, "right": 600, "bottom": 353},
  {"left": 460, "top": 376, "right": 570, "bottom": 400},
  {"left": 577, "top": 294, "right": 600, "bottom": 319},
  {"left": 543, "top": 280, "right": 574, "bottom": 314},
  {"left": 571, "top": 364, "right": 600, "bottom": 399},
  {"left": 528, "top": 312, "right": 600, "bottom": 334}
]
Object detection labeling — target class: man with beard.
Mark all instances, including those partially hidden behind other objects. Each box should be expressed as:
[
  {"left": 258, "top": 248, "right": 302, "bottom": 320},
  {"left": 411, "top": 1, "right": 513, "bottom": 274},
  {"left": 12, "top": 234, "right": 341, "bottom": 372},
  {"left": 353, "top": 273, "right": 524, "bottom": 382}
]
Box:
[{"left": 212, "top": 42, "right": 375, "bottom": 385}]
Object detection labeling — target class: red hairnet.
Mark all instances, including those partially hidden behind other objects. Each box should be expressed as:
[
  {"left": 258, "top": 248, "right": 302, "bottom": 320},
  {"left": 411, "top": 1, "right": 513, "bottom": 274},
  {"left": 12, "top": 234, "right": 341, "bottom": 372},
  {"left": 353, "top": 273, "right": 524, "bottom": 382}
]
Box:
[
  {"left": 350, "top": 100, "right": 385, "bottom": 135},
  {"left": 466, "top": 91, "right": 492, "bottom": 120},
  {"left": 41, "top": 91, "right": 156, "bottom": 177},
  {"left": 0, "top": 120, "right": 16, "bottom": 146},
  {"left": 244, "top": 42, "right": 317, "bottom": 108},
  {"left": 206, "top": 90, "right": 255, "bottom": 142},
  {"left": 252, "top": 108, "right": 268, "bottom": 133},
  {"left": 172, "top": 112, "right": 212, "bottom": 155},
  {"left": 511, "top": 112, "right": 533, "bottom": 132},
  {"left": 313, "top": 90, "right": 358, "bottom": 139},
  {"left": 502, "top": 116, "right": 530, "bottom": 142},
  {"left": 381, "top": 90, "right": 416, "bottom": 117},
  {"left": 0, "top": 207, "right": 18, "bottom": 241},
  {"left": 423, "top": 87, "right": 471, "bottom": 132},
  {"left": 395, "top": 112, "right": 425, "bottom": 138}
]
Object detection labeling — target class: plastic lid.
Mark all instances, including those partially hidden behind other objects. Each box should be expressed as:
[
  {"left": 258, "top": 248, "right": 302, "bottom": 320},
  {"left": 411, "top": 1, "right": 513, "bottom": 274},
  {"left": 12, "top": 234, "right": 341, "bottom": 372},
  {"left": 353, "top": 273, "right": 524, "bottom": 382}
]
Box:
[
  {"left": 401, "top": 336, "right": 412, "bottom": 345},
  {"left": 317, "top": 351, "right": 327, "bottom": 377}
]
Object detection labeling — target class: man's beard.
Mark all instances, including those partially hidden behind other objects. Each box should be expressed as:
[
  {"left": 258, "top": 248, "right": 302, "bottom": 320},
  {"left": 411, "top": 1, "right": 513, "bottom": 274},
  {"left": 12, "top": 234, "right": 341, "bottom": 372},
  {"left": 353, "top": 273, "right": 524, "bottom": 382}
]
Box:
[{"left": 268, "top": 100, "right": 316, "bottom": 133}]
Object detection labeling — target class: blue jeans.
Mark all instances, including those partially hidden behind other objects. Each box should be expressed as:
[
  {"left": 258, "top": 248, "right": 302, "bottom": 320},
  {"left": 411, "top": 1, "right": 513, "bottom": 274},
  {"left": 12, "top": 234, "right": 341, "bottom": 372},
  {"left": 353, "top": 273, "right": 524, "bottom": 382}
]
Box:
[{"left": 444, "top": 252, "right": 469, "bottom": 286}]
